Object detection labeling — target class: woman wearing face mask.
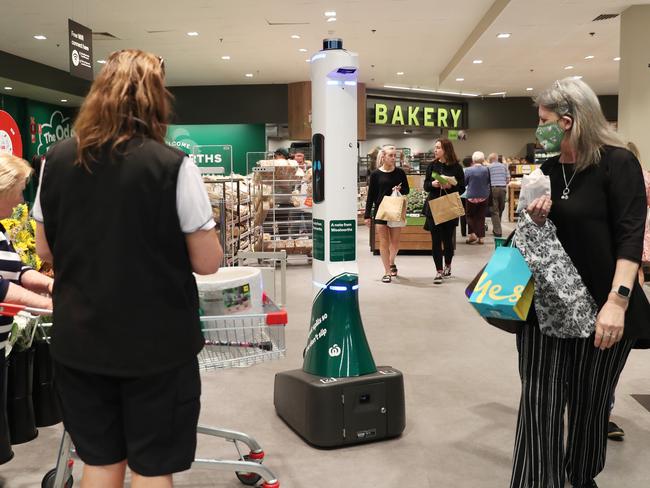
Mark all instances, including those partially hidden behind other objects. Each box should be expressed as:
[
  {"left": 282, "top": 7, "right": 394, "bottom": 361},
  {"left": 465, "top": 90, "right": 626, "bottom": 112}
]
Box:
[
  {"left": 510, "top": 78, "right": 650, "bottom": 488},
  {"left": 423, "top": 139, "right": 465, "bottom": 284},
  {"left": 364, "top": 145, "right": 410, "bottom": 283}
]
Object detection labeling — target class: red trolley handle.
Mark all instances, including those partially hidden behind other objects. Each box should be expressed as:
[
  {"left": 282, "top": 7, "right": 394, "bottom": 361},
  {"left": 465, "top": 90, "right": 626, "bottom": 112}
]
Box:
[{"left": 0, "top": 303, "right": 52, "bottom": 317}]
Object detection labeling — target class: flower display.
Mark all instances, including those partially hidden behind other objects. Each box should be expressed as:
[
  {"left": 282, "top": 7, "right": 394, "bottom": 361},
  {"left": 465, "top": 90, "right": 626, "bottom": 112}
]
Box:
[{"left": 1, "top": 203, "right": 42, "bottom": 271}]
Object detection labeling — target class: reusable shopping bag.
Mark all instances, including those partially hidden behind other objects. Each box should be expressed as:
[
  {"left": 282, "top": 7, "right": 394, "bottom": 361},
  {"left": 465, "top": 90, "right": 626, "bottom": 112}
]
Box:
[
  {"left": 386, "top": 190, "right": 407, "bottom": 228},
  {"left": 376, "top": 191, "right": 407, "bottom": 223},
  {"left": 428, "top": 191, "right": 465, "bottom": 225},
  {"left": 466, "top": 232, "right": 534, "bottom": 332},
  {"left": 514, "top": 211, "right": 597, "bottom": 338}
]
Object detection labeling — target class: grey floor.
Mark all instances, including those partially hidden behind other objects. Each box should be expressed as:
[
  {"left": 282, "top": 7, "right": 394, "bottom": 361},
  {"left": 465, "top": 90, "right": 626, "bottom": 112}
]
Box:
[{"left": 3, "top": 224, "right": 650, "bottom": 487}]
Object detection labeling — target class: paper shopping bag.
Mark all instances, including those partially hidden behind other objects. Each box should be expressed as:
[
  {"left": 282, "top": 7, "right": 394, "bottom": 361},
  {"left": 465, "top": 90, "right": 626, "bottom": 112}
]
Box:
[
  {"left": 376, "top": 194, "right": 407, "bottom": 222},
  {"left": 467, "top": 246, "right": 534, "bottom": 326},
  {"left": 428, "top": 191, "right": 465, "bottom": 225}
]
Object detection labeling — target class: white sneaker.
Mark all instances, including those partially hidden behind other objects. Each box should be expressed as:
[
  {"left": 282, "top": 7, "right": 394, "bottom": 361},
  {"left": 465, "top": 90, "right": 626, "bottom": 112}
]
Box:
[
  {"left": 443, "top": 266, "right": 452, "bottom": 279},
  {"left": 433, "top": 272, "right": 443, "bottom": 285}
]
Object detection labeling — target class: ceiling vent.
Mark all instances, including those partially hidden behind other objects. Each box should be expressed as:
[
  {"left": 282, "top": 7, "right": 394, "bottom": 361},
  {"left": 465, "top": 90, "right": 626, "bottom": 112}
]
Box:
[
  {"left": 592, "top": 14, "right": 619, "bottom": 22},
  {"left": 92, "top": 31, "right": 120, "bottom": 40}
]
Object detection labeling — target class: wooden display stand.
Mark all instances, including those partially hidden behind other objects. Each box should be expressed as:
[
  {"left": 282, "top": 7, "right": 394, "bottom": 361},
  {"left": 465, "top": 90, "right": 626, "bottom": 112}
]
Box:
[
  {"left": 508, "top": 183, "right": 521, "bottom": 222},
  {"left": 370, "top": 219, "right": 431, "bottom": 254}
]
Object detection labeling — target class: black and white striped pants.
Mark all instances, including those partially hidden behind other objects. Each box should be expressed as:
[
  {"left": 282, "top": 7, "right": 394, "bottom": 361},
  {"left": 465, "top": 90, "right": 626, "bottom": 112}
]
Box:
[{"left": 510, "top": 323, "right": 634, "bottom": 488}]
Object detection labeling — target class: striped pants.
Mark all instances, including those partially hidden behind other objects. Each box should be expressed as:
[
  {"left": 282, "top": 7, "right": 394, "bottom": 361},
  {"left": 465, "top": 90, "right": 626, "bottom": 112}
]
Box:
[{"left": 510, "top": 323, "right": 634, "bottom": 488}]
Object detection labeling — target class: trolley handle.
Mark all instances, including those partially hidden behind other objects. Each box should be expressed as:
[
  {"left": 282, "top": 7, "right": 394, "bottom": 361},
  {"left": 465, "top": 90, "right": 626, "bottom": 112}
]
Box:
[{"left": 0, "top": 303, "right": 52, "bottom": 317}]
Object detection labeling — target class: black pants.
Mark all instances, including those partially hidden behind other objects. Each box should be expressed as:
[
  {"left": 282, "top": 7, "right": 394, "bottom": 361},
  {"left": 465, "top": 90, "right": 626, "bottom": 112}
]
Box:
[
  {"left": 429, "top": 220, "right": 455, "bottom": 271},
  {"left": 510, "top": 324, "right": 634, "bottom": 488}
]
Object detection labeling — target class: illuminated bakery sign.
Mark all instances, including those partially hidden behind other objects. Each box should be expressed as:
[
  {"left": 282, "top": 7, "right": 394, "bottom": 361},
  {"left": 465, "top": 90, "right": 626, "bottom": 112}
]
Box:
[
  {"left": 0, "top": 110, "right": 23, "bottom": 157},
  {"left": 368, "top": 98, "right": 466, "bottom": 129}
]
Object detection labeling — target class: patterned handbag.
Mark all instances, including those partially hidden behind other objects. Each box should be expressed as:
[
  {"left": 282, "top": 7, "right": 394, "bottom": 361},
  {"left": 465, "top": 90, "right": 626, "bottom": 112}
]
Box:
[{"left": 514, "top": 212, "right": 598, "bottom": 338}]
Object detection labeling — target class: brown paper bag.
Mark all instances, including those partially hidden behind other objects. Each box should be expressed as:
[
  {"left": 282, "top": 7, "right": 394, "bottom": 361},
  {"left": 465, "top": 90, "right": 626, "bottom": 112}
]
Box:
[
  {"left": 375, "top": 195, "right": 407, "bottom": 222},
  {"left": 429, "top": 191, "right": 465, "bottom": 225}
]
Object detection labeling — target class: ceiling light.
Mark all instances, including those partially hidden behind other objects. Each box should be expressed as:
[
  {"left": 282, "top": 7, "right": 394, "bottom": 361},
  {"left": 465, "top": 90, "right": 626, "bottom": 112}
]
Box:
[
  {"left": 97, "top": 59, "right": 107, "bottom": 64},
  {"left": 456, "top": 78, "right": 464, "bottom": 81},
  {"left": 245, "top": 73, "right": 254, "bottom": 78},
  {"left": 573, "top": 75, "right": 583, "bottom": 80},
  {"left": 291, "top": 35, "right": 300, "bottom": 39},
  {"left": 305, "top": 59, "right": 311, "bottom": 63},
  {"left": 473, "top": 59, "right": 483, "bottom": 64},
  {"left": 497, "top": 33, "right": 511, "bottom": 38},
  {"left": 187, "top": 31, "right": 199, "bottom": 36},
  {"left": 614, "top": 57, "right": 621, "bottom": 61},
  {"left": 3, "top": 86, "right": 12, "bottom": 90},
  {"left": 489, "top": 91, "right": 506, "bottom": 96},
  {"left": 324, "top": 11, "right": 336, "bottom": 17},
  {"left": 221, "top": 55, "right": 231, "bottom": 60},
  {"left": 396, "top": 71, "right": 404, "bottom": 75},
  {"left": 526, "top": 87, "right": 533, "bottom": 91},
  {"left": 299, "top": 48, "right": 308, "bottom": 52},
  {"left": 327, "top": 17, "right": 337, "bottom": 22},
  {"left": 564, "top": 65, "right": 574, "bottom": 70},
  {"left": 33, "top": 35, "right": 47, "bottom": 40},
  {"left": 584, "top": 55, "right": 594, "bottom": 60},
  {"left": 60, "top": 99, "right": 68, "bottom": 102}
]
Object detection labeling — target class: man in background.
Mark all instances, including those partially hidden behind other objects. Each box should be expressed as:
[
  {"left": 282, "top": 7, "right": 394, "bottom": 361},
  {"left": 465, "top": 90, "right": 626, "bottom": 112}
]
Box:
[{"left": 487, "top": 153, "right": 509, "bottom": 237}]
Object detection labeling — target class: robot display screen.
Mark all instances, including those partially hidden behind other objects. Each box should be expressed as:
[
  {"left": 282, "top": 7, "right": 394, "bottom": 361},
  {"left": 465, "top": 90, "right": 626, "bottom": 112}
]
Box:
[{"left": 312, "top": 133, "right": 325, "bottom": 203}]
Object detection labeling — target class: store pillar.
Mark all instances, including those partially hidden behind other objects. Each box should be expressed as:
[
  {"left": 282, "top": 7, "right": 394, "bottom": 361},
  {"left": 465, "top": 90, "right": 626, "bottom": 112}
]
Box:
[{"left": 618, "top": 5, "right": 650, "bottom": 167}]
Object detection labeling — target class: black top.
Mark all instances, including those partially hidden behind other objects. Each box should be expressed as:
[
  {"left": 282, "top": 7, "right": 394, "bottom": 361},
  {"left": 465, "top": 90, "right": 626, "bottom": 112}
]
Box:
[
  {"left": 532, "top": 146, "right": 650, "bottom": 341},
  {"left": 41, "top": 138, "right": 204, "bottom": 377},
  {"left": 423, "top": 160, "right": 466, "bottom": 230},
  {"left": 364, "top": 167, "right": 410, "bottom": 219}
]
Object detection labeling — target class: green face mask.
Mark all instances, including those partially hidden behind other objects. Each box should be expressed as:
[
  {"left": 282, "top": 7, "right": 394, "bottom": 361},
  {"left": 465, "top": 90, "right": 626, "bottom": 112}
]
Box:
[{"left": 535, "top": 121, "right": 564, "bottom": 152}]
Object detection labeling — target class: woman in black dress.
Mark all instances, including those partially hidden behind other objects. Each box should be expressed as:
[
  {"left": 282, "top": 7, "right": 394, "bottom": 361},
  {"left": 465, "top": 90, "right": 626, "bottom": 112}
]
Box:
[
  {"left": 510, "top": 78, "right": 650, "bottom": 488},
  {"left": 423, "top": 139, "right": 465, "bottom": 284},
  {"left": 364, "top": 145, "right": 410, "bottom": 283}
]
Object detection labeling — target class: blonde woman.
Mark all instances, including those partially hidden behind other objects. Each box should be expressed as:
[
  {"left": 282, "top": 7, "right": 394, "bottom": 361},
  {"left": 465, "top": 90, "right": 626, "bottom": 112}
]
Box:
[
  {"left": 364, "top": 145, "right": 410, "bottom": 283},
  {"left": 34, "top": 50, "right": 223, "bottom": 488}
]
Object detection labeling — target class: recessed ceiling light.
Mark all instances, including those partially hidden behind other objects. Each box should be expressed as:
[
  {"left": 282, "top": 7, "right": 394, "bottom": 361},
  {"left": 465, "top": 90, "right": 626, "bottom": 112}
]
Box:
[
  {"left": 327, "top": 17, "right": 337, "bottom": 22},
  {"left": 60, "top": 99, "right": 68, "bottom": 103},
  {"left": 489, "top": 91, "right": 506, "bottom": 96},
  {"left": 3, "top": 86, "right": 12, "bottom": 90},
  {"left": 221, "top": 55, "right": 231, "bottom": 60},
  {"left": 97, "top": 59, "right": 107, "bottom": 64},
  {"left": 584, "top": 55, "right": 595, "bottom": 60},
  {"left": 305, "top": 59, "right": 311, "bottom": 63},
  {"left": 245, "top": 73, "right": 254, "bottom": 78},
  {"left": 564, "top": 65, "right": 574, "bottom": 70},
  {"left": 456, "top": 78, "right": 464, "bottom": 81},
  {"left": 526, "top": 87, "right": 534, "bottom": 91},
  {"left": 299, "top": 48, "right": 308, "bottom": 52},
  {"left": 573, "top": 75, "right": 583, "bottom": 80},
  {"left": 325, "top": 11, "right": 336, "bottom": 17},
  {"left": 614, "top": 57, "right": 621, "bottom": 61},
  {"left": 497, "top": 33, "right": 511, "bottom": 38},
  {"left": 291, "top": 35, "right": 301, "bottom": 39},
  {"left": 187, "top": 31, "right": 199, "bottom": 36},
  {"left": 473, "top": 59, "right": 483, "bottom": 64},
  {"left": 33, "top": 35, "right": 47, "bottom": 40},
  {"left": 396, "top": 71, "right": 404, "bottom": 75}
]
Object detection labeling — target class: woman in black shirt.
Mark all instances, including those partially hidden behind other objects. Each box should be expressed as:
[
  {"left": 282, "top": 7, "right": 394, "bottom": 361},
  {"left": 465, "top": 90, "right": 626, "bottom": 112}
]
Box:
[
  {"left": 364, "top": 145, "right": 410, "bottom": 283},
  {"left": 510, "top": 78, "right": 650, "bottom": 488},
  {"left": 423, "top": 139, "right": 465, "bottom": 284}
]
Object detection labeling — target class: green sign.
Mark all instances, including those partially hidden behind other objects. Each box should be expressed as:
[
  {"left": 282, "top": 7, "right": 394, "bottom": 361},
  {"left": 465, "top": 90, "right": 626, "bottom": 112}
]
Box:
[
  {"left": 303, "top": 273, "right": 376, "bottom": 377},
  {"left": 368, "top": 97, "right": 466, "bottom": 129},
  {"left": 26, "top": 101, "right": 74, "bottom": 159},
  {"left": 313, "top": 218, "right": 325, "bottom": 261},
  {"left": 329, "top": 220, "right": 356, "bottom": 262},
  {"left": 191, "top": 144, "right": 232, "bottom": 174}
]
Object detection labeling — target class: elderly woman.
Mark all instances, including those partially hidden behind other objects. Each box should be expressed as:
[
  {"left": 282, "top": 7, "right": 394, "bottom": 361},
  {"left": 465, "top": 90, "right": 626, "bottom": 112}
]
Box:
[
  {"left": 463, "top": 151, "right": 491, "bottom": 245},
  {"left": 510, "top": 78, "right": 650, "bottom": 488}
]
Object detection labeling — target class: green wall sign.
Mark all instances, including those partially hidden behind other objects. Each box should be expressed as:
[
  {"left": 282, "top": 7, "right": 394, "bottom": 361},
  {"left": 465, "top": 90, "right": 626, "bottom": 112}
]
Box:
[
  {"left": 313, "top": 218, "right": 325, "bottom": 261},
  {"left": 368, "top": 97, "right": 466, "bottom": 129},
  {"left": 329, "top": 220, "right": 356, "bottom": 262}
]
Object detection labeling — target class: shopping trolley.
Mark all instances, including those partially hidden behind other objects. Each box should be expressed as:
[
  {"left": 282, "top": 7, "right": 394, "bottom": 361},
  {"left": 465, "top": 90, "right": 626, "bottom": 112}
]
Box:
[{"left": 0, "top": 296, "right": 287, "bottom": 488}]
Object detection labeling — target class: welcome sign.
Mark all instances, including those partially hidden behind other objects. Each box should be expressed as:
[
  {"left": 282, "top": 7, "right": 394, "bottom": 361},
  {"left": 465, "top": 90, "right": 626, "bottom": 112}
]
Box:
[{"left": 368, "top": 97, "right": 467, "bottom": 129}]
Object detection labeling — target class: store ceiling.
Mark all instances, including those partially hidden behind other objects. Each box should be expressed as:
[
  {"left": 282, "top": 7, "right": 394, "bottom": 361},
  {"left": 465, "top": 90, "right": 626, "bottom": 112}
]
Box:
[{"left": 0, "top": 0, "right": 648, "bottom": 101}]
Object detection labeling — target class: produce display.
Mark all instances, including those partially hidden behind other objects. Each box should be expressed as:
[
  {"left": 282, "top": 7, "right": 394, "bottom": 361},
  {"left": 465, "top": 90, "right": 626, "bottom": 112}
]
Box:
[{"left": 406, "top": 189, "right": 427, "bottom": 215}]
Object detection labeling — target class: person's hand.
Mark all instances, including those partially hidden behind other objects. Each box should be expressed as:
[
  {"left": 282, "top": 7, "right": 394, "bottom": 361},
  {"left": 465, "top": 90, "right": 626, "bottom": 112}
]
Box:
[
  {"left": 526, "top": 194, "right": 552, "bottom": 226},
  {"left": 441, "top": 183, "right": 452, "bottom": 190},
  {"left": 364, "top": 218, "right": 371, "bottom": 228},
  {"left": 392, "top": 183, "right": 402, "bottom": 192},
  {"left": 594, "top": 294, "right": 626, "bottom": 349},
  {"left": 46, "top": 281, "right": 54, "bottom": 295}
]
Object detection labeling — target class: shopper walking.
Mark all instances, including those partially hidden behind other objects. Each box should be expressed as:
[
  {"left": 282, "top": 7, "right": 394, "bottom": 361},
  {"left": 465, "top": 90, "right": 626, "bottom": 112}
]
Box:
[
  {"left": 510, "top": 77, "right": 650, "bottom": 488},
  {"left": 464, "top": 151, "right": 491, "bottom": 245},
  {"left": 364, "top": 145, "right": 410, "bottom": 283},
  {"left": 34, "top": 49, "right": 223, "bottom": 488},
  {"left": 487, "top": 152, "right": 509, "bottom": 236},
  {"left": 423, "top": 139, "right": 465, "bottom": 284}
]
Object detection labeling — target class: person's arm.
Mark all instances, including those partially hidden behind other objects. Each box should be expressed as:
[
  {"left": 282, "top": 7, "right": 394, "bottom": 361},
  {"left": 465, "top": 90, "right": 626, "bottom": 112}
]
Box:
[
  {"left": 399, "top": 169, "right": 410, "bottom": 196},
  {"left": 3, "top": 282, "right": 52, "bottom": 311},
  {"left": 186, "top": 229, "right": 223, "bottom": 275},
  {"left": 364, "top": 172, "right": 377, "bottom": 220},
  {"left": 423, "top": 163, "right": 436, "bottom": 192},
  {"left": 35, "top": 222, "right": 53, "bottom": 264},
  {"left": 454, "top": 165, "right": 466, "bottom": 195},
  {"left": 20, "top": 269, "right": 53, "bottom": 295}
]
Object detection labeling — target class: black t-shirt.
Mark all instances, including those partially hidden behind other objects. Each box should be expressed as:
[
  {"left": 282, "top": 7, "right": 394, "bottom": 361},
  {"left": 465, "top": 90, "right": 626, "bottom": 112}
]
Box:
[
  {"left": 423, "top": 160, "right": 466, "bottom": 229},
  {"left": 364, "top": 167, "right": 410, "bottom": 219},
  {"left": 534, "top": 146, "right": 650, "bottom": 341}
]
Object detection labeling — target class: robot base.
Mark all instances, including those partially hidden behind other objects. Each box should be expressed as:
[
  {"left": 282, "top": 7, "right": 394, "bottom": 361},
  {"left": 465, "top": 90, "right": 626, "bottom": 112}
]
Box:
[{"left": 273, "top": 366, "right": 405, "bottom": 448}]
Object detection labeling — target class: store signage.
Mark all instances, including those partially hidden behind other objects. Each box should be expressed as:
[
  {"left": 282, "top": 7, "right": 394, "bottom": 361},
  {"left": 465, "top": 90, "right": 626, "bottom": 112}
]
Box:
[
  {"left": 329, "top": 220, "right": 356, "bottom": 262},
  {"left": 35, "top": 110, "right": 73, "bottom": 156},
  {"left": 68, "top": 19, "right": 93, "bottom": 80},
  {"left": 190, "top": 145, "right": 233, "bottom": 175},
  {"left": 0, "top": 110, "right": 23, "bottom": 157},
  {"left": 368, "top": 98, "right": 466, "bottom": 129}
]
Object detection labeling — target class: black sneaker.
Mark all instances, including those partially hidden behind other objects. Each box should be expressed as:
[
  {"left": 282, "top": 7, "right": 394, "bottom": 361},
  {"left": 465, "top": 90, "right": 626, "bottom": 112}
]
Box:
[
  {"left": 443, "top": 266, "right": 452, "bottom": 279},
  {"left": 433, "top": 272, "right": 443, "bottom": 285},
  {"left": 608, "top": 421, "right": 625, "bottom": 441}
]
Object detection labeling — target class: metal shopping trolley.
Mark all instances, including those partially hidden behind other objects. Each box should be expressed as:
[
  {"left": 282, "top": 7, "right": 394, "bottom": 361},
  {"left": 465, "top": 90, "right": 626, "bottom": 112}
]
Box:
[{"left": 0, "top": 292, "right": 287, "bottom": 488}]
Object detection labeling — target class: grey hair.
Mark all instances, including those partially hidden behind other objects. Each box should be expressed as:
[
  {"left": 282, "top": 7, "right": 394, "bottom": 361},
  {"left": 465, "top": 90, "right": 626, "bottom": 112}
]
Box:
[
  {"left": 376, "top": 144, "right": 396, "bottom": 168},
  {"left": 472, "top": 151, "right": 485, "bottom": 164},
  {"left": 534, "top": 77, "right": 625, "bottom": 171}
]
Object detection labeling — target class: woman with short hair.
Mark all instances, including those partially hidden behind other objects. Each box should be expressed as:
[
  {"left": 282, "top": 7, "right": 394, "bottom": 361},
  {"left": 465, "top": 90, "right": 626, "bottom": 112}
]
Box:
[
  {"left": 463, "top": 151, "right": 491, "bottom": 244},
  {"left": 510, "top": 78, "right": 650, "bottom": 488}
]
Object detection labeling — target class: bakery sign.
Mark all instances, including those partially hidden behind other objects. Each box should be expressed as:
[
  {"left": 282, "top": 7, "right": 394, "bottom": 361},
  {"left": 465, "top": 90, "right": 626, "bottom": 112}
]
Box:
[{"left": 368, "top": 97, "right": 466, "bottom": 129}]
